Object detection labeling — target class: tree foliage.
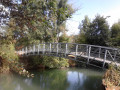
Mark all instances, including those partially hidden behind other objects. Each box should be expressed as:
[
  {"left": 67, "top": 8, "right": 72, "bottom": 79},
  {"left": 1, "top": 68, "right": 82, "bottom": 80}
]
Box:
[
  {"left": 0, "top": 0, "right": 73, "bottom": 72},
  {"left": 21, "top": 55, "right": 69, "bottom": 69},
  {"left": 87, "top": 15, "right": 110, "bottom": 46},
  {"left": 77, "top": 15, "right": 110, "bottom": 46},
  {"left": 59, "top": 32, "right": 70, "bottom": 43},
  {"left": 77, "top": 16, "right": 90, "bottom": 44},
  {"left": 109, "top": 21, "right": 120, "bottom": 47},
  {"left": 79, "top": 15, "right": 90, "bottom": 34},
  {"left": 0, "top": 0, "right": 74, "bottom": 44},
  {"left": 42, "top": 56, "right": 69, "bottom": 68}
]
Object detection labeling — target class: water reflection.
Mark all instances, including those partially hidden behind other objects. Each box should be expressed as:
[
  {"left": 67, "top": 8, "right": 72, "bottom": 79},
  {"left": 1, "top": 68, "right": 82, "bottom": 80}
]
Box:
[
  {"left": 0, "top": 68, "right": 104, "bottom": 90},
  {"left": 66, "top": 69, "right": 103, "bottom": 90},
  {"left": 67, "top": 71, "right": 86, "bottom": 90}
]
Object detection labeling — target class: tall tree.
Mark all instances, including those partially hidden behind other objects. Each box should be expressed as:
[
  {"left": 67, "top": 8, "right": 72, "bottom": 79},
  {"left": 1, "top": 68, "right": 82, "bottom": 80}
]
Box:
[
  {"left": 86, "top": 15, "right": 110, "bottom": 46},
  {"left": 55, "top": 0, "right": 74, "bottom": 42},
  {"left": 78, "top": 15, "right": 91, "bottom": 34},
  {"left": 109, "top": 21, "right": 120, "bottom": 47},
  {"left": 0, "top": 0, "right": 74, "bottom": 46},
  {"left": 77, "top": 15, "right": 91, "bottom": 44}
]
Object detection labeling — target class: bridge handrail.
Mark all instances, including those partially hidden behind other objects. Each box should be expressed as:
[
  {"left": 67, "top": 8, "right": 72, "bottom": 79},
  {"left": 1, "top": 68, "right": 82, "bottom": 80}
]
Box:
[
  {"left": 27, "top": 43, "right": 119, "bottom": 50},
  {"left": 17, "top": 43, "right": 120, "bottom": 68}
]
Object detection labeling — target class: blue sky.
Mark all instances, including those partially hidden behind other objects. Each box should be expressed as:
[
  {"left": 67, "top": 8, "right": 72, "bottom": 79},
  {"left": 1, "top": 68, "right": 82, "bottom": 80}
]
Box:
[{"left": 66, "top": 0, "right": 120, "bottom": 35}]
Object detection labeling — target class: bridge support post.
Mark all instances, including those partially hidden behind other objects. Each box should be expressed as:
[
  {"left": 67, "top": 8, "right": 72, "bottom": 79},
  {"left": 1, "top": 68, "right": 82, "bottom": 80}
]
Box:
[
  {"left": 87, "top": 46, "right": 91, "bottom": 64},
  {"left": 75, "top": 44, "right": 78, "bottom": 60},
  {"left": 65, "top": 43, "right": 68, "bottom": 57},
  {"left": 98, "top": 47, "right": 101, "bottom": 58},
  {"left": 103, "top": 50, "right": 107, "bottom": 68}
]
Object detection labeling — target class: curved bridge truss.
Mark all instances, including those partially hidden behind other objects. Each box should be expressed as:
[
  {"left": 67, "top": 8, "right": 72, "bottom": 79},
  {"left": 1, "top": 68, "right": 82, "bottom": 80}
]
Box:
[{"left": 18, "top": 43, "right": 120, "bottom": 68}]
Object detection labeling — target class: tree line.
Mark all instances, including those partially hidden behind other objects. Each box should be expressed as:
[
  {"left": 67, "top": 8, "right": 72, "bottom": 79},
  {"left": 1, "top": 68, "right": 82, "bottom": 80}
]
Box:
[{"left": 76, "top": 15, "right": 120, "bottom": 47}]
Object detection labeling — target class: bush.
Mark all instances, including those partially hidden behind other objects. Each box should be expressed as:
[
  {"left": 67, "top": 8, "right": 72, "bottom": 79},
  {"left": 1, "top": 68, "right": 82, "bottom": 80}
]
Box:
[
  {"left": 0, "top": 43, "right": 18, "bottom": 73},
  {"left": 20, "top": 55, "right": 69, "bottom": 69},
  {"left": 0, "top": 44, "right": 18, "bottom": 61},
  {"left": 42, "top": 56, "right": 69, "bottom": 68}
]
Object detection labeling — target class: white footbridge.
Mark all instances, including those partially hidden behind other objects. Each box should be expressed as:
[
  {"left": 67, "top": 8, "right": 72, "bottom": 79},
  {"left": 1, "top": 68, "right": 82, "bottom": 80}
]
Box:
[{"left": 17, "top": 43, "right": 120, "bottom": 68}]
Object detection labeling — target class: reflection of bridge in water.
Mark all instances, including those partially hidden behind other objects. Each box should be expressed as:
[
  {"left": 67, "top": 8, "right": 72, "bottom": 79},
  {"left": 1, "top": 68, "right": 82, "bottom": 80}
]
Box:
[{"left": 18, "top": 43, "right": 120, "bottom": 68}]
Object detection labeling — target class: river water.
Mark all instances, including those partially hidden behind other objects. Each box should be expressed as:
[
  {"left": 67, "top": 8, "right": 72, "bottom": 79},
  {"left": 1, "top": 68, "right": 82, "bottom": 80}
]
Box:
[{"left": 0, "top": 67, "right": 104, "bottom": 90}]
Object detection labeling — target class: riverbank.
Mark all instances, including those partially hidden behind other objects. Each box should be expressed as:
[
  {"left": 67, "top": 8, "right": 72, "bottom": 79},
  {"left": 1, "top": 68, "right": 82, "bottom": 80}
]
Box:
[{"left": 102, "top": 64, "right": 120, "bottom": 90}]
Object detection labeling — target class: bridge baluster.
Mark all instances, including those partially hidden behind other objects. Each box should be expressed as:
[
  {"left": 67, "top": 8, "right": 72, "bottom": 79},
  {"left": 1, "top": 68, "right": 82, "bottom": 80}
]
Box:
[
  {"left": 75, "top": 44, "right": 78, "bottom": 60},
  {"left": 87, "top": 46, "right": 91, "bottom": 64},
  {"left": 75, "top": 44, "right": 78, "bottom": 55},
  {"left": 103, "top": 50, "right": 107, "bottom": 68},
  {"left": 98, "top": 47, "right": 101, "bottom": 58},
  {"left": 86, "top": 45, "right": 89, "bottom": 56},
  {"left": 65, "top": 43, "right": 68, "bottom": 57}
]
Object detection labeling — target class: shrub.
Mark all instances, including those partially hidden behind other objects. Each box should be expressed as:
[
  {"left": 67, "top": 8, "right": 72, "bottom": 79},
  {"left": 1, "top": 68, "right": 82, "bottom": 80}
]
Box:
[
  {"left": 20, "top": 55, "right": 69, "bottom": 69},
  {"left": 0, "top": 43, "right": 18, "bottom": 73},
  {"left": 42, "top": 56, "right": 69, "bottom": 68}
]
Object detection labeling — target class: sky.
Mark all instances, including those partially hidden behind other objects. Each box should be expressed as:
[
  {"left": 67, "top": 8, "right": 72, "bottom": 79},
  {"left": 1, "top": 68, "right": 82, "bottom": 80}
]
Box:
[{"left": 66, "top": 0, "right": 120, "bottom": 35}]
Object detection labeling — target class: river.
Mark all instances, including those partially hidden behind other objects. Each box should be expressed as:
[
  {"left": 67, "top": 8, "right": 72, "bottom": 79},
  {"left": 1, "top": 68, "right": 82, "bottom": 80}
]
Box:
[{"left": 0, "top": 67, "right": 104, "bottom": 90}]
